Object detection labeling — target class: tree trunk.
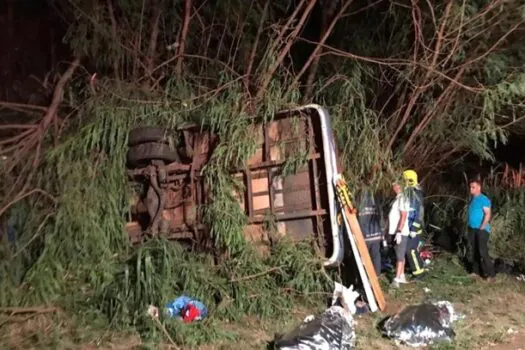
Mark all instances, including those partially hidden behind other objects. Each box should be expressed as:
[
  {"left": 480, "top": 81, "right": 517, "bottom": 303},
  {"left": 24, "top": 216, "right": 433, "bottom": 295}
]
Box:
[
  {"left": 145, "top": 2, "right": 162, "bottom": 86},
  {"left": 303, "top": 0, "right": 340, "bottom": 102},
  {"left": 106, "top": 0, "right": 120, "bottom": 81},
  {"left": 176, "top": 0, "right": 192, "bottom": 77},
  {"left": 6, "top": 0, "right": 15, "bottom": 92},
  {"left": 255, "top": 0, "right": 318, "bottom": 101}
]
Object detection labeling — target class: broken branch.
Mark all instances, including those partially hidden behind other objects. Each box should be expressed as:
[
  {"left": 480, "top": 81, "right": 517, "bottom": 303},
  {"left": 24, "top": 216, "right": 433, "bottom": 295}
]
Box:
[
  {"left": 0, "top": 101, "right": 47, "bottom": 113},
  {"left": 0, "top": 188, "right": 56, "bottom": 218},
  {"left": 255, "top": 0, "right": 317, "bottom": 101},
  {"left": 0, "top": 307, "right": 59, "bottom": 314},
  {"left": 290, "top": 0, "right": 354, "bottom": 98},
  {"left": 244, "top": 0, "right": 270, "bottom": 92},
  {"left": 230, "top": 266, "right": 283, "bottom": 283}
]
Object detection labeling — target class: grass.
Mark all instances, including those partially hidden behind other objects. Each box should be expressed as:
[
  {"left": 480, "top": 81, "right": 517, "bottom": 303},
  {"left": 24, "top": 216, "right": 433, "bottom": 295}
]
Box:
[
  {"left": 2, "top": 253, "right": 525, "bottom": 349},
  {"left": 355, "top": 254, "right": 525, "bottom": 350}
]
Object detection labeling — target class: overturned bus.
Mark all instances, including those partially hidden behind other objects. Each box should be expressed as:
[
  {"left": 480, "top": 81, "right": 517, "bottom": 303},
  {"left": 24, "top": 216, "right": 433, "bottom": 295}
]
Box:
[{"left": 124, "top": 105, "right": 344, "bottom": 266}]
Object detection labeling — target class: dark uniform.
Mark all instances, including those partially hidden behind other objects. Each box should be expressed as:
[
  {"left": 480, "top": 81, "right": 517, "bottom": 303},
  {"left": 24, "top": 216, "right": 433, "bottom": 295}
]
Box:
[
  {"left": 357, "top": 188, "right": 383, "bottom": 276},
  {"left": 405, "top": 186, "right": 427, "bottom": 277}
]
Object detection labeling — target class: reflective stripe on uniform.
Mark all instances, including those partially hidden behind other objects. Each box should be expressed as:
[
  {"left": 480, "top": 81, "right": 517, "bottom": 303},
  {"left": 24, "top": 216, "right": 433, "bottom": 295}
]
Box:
[
  {"left": 410, "top": 250, "right": 425, "bottom": 275},
  {"left": 359, "top": 207, "right": 377, "bottom": 216}
]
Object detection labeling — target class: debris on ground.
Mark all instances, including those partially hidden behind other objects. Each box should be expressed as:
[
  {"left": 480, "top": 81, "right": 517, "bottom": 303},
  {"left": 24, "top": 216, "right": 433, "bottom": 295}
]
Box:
[
  {"left": 355, "top": 299, "right": 370, "bottom": 315},
  {"left": 166, "top": 295, "right": 208, "bottom": 323},
  {"left": 382, "top": 300, "right": 463, "bottom": 347},
  {"left": 331, "top": 282, "right": 360, "bottom": 315},
  {"left": 274, "top": 283, "right": 358, "bottom": 349},
  {"left": 147, "top": 304, "right": 160, "bottom": 319},
  {"left": 420, "top": 249, "right": 433, "bottom": 266},
  {"left": 146, "top": 295, "right": 208, "bottom": 323}
]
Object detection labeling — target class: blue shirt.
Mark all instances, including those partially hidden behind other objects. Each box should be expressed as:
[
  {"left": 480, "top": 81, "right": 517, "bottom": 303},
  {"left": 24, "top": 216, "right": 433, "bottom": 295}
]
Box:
[{"left": 468, "top": 194, "right": 491, "bottom": 232}]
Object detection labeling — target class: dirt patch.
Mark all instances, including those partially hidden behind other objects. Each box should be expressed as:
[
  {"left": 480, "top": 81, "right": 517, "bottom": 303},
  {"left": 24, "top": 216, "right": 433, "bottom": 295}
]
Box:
[
  {"left": 0, "top": 314, "right": 56, "bottom": 349},
  {"left": 0, "top": 313, "right": 142, "bottom": 350},
  {"left": 382, "top": 296, "right": 404, "bottom": 315},
  {"left": 484, "top": 330, "right": 525, "bottom": 350}
]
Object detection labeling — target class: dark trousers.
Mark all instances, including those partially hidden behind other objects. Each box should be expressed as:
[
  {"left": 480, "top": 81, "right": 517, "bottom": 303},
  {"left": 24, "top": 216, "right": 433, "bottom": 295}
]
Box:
[
  {"left": 467, "top": 228, "right": 495, "bottom": 278},
  {"left": 366, "top": 240, "right": 381, "bottom": 276},
  {"left": 406, "top": 235, "right": 426, "bottom": 276}
]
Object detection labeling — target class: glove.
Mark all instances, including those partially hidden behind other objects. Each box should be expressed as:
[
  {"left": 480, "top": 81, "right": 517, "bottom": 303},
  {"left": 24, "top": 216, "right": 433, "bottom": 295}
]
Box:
[
  {"left": 395, "top": 232, "right": 402, "bottom": 245},
  {"left": 411, "top": 221, "right": 422, "bottom": 235},
  {"left": 382, "top": 239, "right": 388, "bottom": 248},
  {"left": 409, "top": 231, "right": 417, "bottom": 238}
]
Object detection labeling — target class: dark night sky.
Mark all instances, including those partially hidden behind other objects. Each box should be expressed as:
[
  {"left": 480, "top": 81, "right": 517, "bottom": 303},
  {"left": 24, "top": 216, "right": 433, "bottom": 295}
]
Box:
[{"left": 1, "top": 0, "right": 68, "bottom": 101}]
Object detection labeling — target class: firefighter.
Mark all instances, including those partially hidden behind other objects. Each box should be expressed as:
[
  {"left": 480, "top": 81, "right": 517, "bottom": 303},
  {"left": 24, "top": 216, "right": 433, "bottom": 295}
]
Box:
[
  {"left": 357, "top": 185, "right": 383, "bottom": 277},
  {"left": 403, "top": 169, "right": 428, "bottom": 279}
]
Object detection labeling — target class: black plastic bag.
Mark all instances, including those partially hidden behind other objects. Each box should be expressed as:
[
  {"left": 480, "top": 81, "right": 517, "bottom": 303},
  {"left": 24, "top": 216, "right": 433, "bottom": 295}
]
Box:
[
  {"left": 274, "top": 306, "right": 355, "bottom": 350},
  {"left": 382, "top": 301, "right": 461, "bottom": 347}
]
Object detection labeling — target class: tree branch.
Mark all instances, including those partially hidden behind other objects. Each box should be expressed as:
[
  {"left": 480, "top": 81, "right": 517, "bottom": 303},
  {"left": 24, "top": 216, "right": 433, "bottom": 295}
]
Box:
[
  {"left": 291, "top": 0, "right": 354, "bottom": 100},
  {"left": 297, "top": 37, "right": 482, "bottom": 92},
  {"left": 230, "top": 266, "right": 283, "bottom": 283},
  {"left": 176, "top": 0, "right": 192, "bottom": 77},
  {"left": 106, "top": 0, "right": 120, "bottom": 81},
  {"left": 0, "top": 188, "right": 56, "bottom": 218},
  {"left": 0, "top": 101, "right": 47, "bottom": 113},
  {"left": 244, "top": 0, "right": 270, "bottom": 93},
  {"left": 386, "top": 1, "right": 454, "bottom": 151},
  {"left": 255, "top": 0, "right": 318, "bottom": 101},
  {"left": 0, "top": 307, "right": 59, "bottom": 314},
  {"left": 145, "top": 3, "right": 162, "bottom": 84},
  {"left": 403, "top": 66, "right": 466, "bottom": 154}
]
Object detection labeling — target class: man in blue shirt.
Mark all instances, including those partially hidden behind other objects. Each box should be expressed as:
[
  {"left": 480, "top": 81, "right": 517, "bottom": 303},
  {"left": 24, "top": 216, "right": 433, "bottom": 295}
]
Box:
[{"left": 467, "top": 177, "right": 495, "bottom": 280}]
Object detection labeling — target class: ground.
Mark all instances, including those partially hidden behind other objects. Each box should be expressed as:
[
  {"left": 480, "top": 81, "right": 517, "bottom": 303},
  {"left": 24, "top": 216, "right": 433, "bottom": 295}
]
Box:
[{"left": 2, "top": 255, "right": 525, "bottom": 349}]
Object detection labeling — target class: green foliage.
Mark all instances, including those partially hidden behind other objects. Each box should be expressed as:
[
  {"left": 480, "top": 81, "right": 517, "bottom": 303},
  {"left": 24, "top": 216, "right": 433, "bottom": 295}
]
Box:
[
  {"left": 51, "top": 0, "right": 525, "bottom": 184},
  {"left": 90, "top": 238, "right": 330, "bottom": 346},
  {"left": 424, "top": 194, "right": 468, "bottom": 247},
  {"left": 202, "top": 171, "right": 248, "bottom": 253},
  {"left": 422, "top": 180, "right": 525, "bottom": 271},
  {"left": 317, "top": 64, "right": 396, "bottom": 188},
  {"left": 0, "top": 74, "right": 324, "bottom": 347},
  {"left": 489, "top": 188, "right": 525, "bottom": 271}
]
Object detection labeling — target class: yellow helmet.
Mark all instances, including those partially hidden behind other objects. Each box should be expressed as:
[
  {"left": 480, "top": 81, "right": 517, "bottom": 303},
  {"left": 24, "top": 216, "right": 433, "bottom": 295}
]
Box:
[{"left": 403, "top": 169, "right": 418, "bottom": 187}]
